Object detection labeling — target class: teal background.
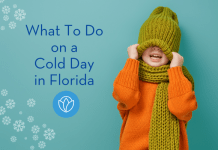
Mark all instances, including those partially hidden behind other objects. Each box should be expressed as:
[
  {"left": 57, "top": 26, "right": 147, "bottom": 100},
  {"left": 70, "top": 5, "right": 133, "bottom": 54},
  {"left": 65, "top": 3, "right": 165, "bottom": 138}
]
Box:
[{"left": 0, "top": 0, "right": 217, "bottom": 149}]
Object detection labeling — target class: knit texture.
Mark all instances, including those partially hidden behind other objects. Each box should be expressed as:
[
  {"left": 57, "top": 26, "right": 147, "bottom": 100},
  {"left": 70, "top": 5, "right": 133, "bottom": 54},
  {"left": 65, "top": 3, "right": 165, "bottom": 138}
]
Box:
[
  {"left": 137, "top": 6, "right": 181, "bottom": 61},
  {"left": 112, "top": 58, "right": 198, "bottom": 150},
  {"left": 138, "top": 58, "right": 194, "bottom": 150},
  {"left": 136, "top": 6, "right": 194, "bottom": 150},
  {"left": 112, "top": 6, "right": 198, "bottom": 150}
]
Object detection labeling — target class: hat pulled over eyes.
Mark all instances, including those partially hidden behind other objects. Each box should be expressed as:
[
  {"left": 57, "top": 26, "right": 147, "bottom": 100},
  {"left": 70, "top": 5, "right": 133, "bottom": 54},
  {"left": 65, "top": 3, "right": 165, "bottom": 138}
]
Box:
[{"left": 137, "top": 6, "right": 181, "bottom": 62}]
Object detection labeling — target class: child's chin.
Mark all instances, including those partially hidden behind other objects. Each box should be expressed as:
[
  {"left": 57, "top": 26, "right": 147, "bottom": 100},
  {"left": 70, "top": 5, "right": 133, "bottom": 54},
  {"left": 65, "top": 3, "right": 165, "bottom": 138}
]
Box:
[
  {"left": 143, "top": 58, "right": 164, "bottom": 67},
  {"left": 147, "top": 61, "right": 163, "bottom": 67}
]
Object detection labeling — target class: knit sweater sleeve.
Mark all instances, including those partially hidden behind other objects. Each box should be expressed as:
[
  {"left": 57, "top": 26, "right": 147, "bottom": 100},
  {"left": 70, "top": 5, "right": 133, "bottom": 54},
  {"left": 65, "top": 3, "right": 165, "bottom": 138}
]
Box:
[
  {"left": 167, "top": 66, "right": 198, "bottom": 124},
  {"left": 112, "top": 58, "right": 141, "bottom": 115}
]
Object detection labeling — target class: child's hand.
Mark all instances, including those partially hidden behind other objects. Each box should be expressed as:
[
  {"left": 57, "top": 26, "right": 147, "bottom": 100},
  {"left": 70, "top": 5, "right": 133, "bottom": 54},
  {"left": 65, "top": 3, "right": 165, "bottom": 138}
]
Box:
[
  {"left": 170, "top": 52, "right": 184, "bottom": 68},
  {"left": 127, "top": 44, "right": 139, "bottom": 60}
]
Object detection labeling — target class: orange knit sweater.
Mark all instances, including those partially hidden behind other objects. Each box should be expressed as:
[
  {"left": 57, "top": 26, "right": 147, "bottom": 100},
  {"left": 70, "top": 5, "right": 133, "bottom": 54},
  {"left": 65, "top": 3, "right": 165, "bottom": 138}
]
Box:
[{"left": 112, "top": 58, "right": 198, "bottom": 150}]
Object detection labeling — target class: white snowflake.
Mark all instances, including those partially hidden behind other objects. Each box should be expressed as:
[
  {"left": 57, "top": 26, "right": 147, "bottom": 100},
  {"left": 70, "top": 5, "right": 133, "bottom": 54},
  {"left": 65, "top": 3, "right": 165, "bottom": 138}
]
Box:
[
  {"left": 0, "top": 0, "right": 4, "bottom": 3},
  {"left": 38, "top": 141, "right": 46, "bottom": 149},
  {"left": 0, "top": 106, "right": 6, "bottom": 115},
  {"left": 27, "top": 116, "right": 34, "bottom": 122},
  {"left": 0, "top": 26, "right": 5, "bottom": 30},
  {"left": 27, "top": 99, "right": 35, "bottom": 107},
  {"left": 19, "top": 111, "right": 22, "bottom": 115},
  {"left": 3, "top": 15, "right": 9, "bottom": 21},
  {"left": 10, "top": 136, "right": 17, "bottom": 142},
  {"left": 2, "top": 6, "right": 10, "bottom": 14},
  {"left": 44, "top": 128, "right": 55, "bottom": 140},
  {"left": 13, "top": 4, "right": 17, "bottom": 8},
  {"left": 1, "top": 89, "right": 8, "bottom": 96},
  {"left": 13, "top": 120, "right": 25, "bottom": 132},
  {"left": 9, "top": 21, "right": 16, "bottom": 29},
  {"left": 5, "top": 99, "right": 15, "bottom": 109},
  {"left": 24, "top": 137, "right": 27, "bottom": 140},
  {"left": 30, "top": 145, "right": 34, "bottom": 150},
  {"left": 31, "top": 125, "right": 40, "bottom": 134},
  {"left": 2, "top": 116, "right": 11, "bottom": 125},
  {"left": 14, "top": 9, "right": 26, "bottom": 21},
  {"left": 42, "top": 124, "right": 46, "bottom": 128},
  {"left": 32, "top": 134, "right": 39, "bottom": 141}
]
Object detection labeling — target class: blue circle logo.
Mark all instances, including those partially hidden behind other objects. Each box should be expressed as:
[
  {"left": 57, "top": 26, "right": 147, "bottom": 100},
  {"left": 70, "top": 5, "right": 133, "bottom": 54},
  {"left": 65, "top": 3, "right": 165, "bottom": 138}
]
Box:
[{"left": 53, "top": 91, "right": 80, "bottom": 118}]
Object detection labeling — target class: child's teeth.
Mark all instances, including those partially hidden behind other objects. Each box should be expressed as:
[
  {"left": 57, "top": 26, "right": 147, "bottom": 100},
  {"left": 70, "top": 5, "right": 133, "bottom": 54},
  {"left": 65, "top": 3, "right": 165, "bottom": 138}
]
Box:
[{"left": 151, "top": 56, "right": 161, "bottom": 59}]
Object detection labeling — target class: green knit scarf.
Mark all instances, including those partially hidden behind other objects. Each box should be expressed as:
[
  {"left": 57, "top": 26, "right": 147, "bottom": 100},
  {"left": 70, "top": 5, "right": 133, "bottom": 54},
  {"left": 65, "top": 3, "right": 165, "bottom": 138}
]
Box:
[{"left": 138, "top": 58, "right": 194, "bottom": 150}]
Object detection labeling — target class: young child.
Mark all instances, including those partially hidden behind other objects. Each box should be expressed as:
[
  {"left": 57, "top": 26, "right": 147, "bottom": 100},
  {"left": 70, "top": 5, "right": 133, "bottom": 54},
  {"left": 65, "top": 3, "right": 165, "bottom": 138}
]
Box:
[{"left": 112, "top": 6, "right": 198, "bottom": 150}]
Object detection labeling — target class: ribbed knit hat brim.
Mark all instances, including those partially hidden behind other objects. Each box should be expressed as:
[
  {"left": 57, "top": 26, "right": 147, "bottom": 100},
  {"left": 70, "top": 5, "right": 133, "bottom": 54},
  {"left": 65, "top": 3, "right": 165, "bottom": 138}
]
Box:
[{"left": 137, "top": 6, "right": 181, "bottom": 61}]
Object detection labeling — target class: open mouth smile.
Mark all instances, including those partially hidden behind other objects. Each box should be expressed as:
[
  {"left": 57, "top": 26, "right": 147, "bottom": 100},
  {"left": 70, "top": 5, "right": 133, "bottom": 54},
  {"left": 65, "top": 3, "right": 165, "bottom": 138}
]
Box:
[{"left": 149, "top": 54, "right": 162, "bottom": 62}]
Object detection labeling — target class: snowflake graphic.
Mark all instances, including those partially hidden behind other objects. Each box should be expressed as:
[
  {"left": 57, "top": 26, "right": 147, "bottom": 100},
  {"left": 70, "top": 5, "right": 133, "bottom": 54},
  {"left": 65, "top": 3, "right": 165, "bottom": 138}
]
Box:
[
  {"left": 3, "top": 15, "right": 9, "bottom": 21},
  {"left": 5, "top": 99, "right": 15, "bottom": 109},
  {"left": 0, "top": 106, "right": 6, "bottom": 115},
  {"left": 24, "top": 137, "right": 27, "bottom": 140},
  {"left": 13, "top": 4, "right": 17, "bottom": 8},
  {"left": 38, "top": 141, "right": 46, "bottom": 149},
  {"left": 44, "top": 128, "right": 55, "bottom": 140},
  {"left": 30, "top": 145, "right": 35, "bottom": 150},
  {"left": 13, "top": 120, "right": 25, "bottom": 132},
  {"left": 2, "top": 6, "right": 10, "bottom": 14},
  {"left": 27, "top": 99, "right": 35, "bottom": 107},
  {"left": 1, "top": 89, "right": 8, "bottom": 96},
  {"left": 27, "top": 116, "right": 34, "bottom": 122},
  {"left": 31, "top": 125, "right": 40, "bottom": 134},
  {"left": 2, "top": 116, "right": 11, "bottom": 125},
  {"left": 9, "top": 21, "right": 16, "bottom": 29},
  {"left": 10, "top": 136, "right": 17, "bottom": 142},
  {"left": 19, "top": 111, "right": 22, "bottom": 115},
  {"left": 32, "top": 134, "right": 39, "bottom": 141},
  {"left": 14, "top": 9, "right": 26, "bottom": 21},
  {"left": 42, "top": 124, "right": 46, "bottom": 128},
  {"left": 1, "top": 26, "right": 5, "bottom": 30}
]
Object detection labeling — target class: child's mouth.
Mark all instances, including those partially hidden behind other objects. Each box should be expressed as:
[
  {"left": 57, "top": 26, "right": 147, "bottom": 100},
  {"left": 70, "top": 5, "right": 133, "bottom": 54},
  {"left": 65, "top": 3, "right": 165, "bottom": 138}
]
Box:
[{"left": 150, "top": 54, "right": 162, "bottom": 62}]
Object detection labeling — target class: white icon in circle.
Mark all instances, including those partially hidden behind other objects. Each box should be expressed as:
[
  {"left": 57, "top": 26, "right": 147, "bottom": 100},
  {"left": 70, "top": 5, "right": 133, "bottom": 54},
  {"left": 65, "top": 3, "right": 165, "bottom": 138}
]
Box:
[{"left": 58, "top": 96, "right": 74, "bottom": 113}]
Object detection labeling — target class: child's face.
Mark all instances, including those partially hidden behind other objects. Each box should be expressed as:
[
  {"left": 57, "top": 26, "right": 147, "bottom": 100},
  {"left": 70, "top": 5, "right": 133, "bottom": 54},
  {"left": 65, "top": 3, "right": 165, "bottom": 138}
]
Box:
[{"left": 141, "top": 46, "right": 169, "bottom": 67}]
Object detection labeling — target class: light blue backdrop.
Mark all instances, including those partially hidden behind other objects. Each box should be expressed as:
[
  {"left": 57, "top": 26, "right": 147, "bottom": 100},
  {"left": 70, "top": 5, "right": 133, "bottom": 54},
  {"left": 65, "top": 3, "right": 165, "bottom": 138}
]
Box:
[{"left": 0, "top": 0, "right": 217, "bottom": 149}]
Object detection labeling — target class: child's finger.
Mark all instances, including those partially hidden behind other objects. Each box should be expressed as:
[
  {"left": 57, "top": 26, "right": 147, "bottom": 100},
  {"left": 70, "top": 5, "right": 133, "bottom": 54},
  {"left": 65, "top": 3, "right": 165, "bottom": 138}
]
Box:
[{"left": 133, "top": 44, "right": 139, "bottom": 48}]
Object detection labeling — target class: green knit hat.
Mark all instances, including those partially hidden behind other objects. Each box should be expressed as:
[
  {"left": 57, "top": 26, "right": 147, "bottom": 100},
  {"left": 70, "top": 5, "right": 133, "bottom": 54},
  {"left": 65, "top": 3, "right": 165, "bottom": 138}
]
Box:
[{"left": 137, "top": 6, "right": 181, "bottom": 61}]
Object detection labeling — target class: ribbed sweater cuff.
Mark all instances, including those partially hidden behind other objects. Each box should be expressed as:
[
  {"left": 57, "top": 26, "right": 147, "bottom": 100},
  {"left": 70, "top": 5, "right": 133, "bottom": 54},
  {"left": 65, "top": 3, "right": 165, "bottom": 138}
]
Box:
[
  {"left": 114, "top": 58, "right": 139, "bottom": 90},
  {"left": 167, "top": 66, "right": 192, "bottom": 98},
  {"left": 123, "top": 58, "right": 140, "bottom": 75}
]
